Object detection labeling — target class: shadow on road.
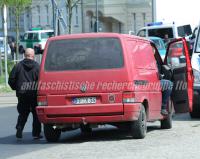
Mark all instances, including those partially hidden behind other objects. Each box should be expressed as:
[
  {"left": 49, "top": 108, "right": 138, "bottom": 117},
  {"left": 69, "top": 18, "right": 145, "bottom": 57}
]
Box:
[
  {"left": 0, "top": 132, "right": 46, "bottom": 145},
  {"left": 173, "top": 113, "right": 200, "bottom": 121},
  {"left": 59, "top": 125, "right": 161, "bottom": 144}
]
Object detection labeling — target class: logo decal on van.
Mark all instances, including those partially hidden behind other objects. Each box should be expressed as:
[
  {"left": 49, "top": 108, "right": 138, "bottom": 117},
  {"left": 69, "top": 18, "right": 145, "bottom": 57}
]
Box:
[
  {"left": 80, "top": 84, "right": 87, "bottom": 93},
  {"left": 108, "top": 94, "right": 115, "bottom": 103}
]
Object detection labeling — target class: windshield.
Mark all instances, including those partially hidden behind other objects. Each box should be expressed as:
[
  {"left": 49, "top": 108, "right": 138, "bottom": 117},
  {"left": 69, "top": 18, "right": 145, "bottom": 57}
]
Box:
[
  {"left": 148, "top": 28, "right": 174, "bottom": 39},
  {"left": 24, "top": 33, "right": 39, "bottom": 40},
  {"left": 45, "top": 37, "right": 124, "bottom": 71},
  {"left": 41, "top": 32, "right": 54, "bottom": 39}
]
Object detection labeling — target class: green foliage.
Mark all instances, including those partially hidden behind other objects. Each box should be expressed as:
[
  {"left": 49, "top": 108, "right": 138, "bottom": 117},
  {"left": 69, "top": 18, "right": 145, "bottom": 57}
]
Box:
[
  {"left": 1, "top": 59, "right": 15, "bottom": 75},
  {"left": 0, "top": 0, "right": 10, "bottom": 6},
  {"left": 0, "top": 75, "right": 4, "bottom": 84},
  {"left": 0, "top": 0, "right": 32, "bottom": 8},
  {"left": 0, "top": 83, "right": 13, "bottom": 93}
]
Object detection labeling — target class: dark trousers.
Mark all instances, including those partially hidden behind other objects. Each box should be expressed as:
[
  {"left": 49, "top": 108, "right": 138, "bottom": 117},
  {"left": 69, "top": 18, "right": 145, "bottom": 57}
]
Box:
[
  {"left": 160, "top": 80, "right": 173, "bottom": 110},
  {"left": 16, "top": 95, "right": 41, "bottom": 136}
]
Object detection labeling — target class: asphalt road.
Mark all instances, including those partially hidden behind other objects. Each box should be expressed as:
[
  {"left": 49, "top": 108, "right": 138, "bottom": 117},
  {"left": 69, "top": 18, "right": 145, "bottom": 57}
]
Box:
[{"left": 0, "top": 95, "right": 200, "bottom": 159}]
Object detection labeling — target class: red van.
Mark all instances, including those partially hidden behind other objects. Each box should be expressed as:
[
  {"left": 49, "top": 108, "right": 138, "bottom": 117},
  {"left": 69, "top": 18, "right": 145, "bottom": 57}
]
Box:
[{"left": 36, "top": 33, "right": 193, "bottom": 142}]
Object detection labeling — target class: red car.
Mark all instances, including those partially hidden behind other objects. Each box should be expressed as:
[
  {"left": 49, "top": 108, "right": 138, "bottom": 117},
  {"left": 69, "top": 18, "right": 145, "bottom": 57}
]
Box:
[{"left": 36, "top": 33, "right": 193, "bottom": 142}]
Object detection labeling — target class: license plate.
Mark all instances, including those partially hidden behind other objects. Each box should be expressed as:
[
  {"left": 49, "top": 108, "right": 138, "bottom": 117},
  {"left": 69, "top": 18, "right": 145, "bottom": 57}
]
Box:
[{"left": 72, "top": 97, "right": 96, "bottom": 105}]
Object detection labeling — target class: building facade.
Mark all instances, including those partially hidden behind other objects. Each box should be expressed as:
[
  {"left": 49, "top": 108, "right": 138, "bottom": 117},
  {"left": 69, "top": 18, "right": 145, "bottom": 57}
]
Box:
[
  {"left": 83, "top": 0, "right": 155, "bottom": 34},
  {"left": 0, "top": 0, "right": 83, "bottom": 40},
  {"left": 0, "top": 0, "right": 155, "bottom": 40}
]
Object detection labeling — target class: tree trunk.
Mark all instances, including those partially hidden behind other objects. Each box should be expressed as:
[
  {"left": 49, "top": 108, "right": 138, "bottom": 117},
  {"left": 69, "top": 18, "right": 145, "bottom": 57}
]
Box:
[
  {"left": 67, "top": 0, "right": 72, "bottom": 34},
  {"left": 68, "top": 7, "right": 72, "bottom": 34}
]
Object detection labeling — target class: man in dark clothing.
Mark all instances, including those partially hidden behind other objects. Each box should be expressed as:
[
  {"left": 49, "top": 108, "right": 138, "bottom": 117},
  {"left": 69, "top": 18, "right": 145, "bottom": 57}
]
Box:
[
  {"left": 153, "top": 46, "right": 173, "bottom": 116},
  {"left": 8, "top": 48, "right": 42, "bottom": 139}
]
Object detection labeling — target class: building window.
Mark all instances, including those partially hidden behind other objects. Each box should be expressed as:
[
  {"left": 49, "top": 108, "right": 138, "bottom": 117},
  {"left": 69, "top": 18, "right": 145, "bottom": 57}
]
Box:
[
  {"left": 74, "top": 5, "right": 79, "bottom": 26},
  {"left": 133, "top": 13, "right": 136, "bottom": 34},
  {"left": 36, "top": 5, "right": 40, "bottom": 26},
  {"left": 45, "top": 5, "right": 49, "bottom": 25},
  {"left": 142, "top": 13, "right": 146, "bottom": 27}
]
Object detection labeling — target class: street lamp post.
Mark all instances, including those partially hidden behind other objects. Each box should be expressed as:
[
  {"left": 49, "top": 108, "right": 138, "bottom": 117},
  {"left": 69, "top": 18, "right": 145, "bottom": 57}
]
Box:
[{"left": 3, "top": 4, "right": 8, "bottom": 87}]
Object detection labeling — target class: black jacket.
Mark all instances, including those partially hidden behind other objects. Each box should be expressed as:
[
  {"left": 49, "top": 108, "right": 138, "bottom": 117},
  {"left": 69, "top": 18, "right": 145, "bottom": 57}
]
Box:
[{"left": 8, "top": 59, "right": 39, "bottom": 97}]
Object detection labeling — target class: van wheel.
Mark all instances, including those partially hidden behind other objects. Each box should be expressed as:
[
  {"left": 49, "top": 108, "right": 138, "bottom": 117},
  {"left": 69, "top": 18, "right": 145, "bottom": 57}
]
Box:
[
  {"left": 130, "top": 104, "right": 147, "bottom": 139},
  {"left": 190, "top": 111, "right": 200, "bottom": 118},
  {"left": 80, "top": 124, "right": 92, "bottom": 135},
  {"left": 161, "top": 100, "right": 173, "bottom": 129},
  {"left": 44, "top": 124, "right": 61, "bottom": 142}
]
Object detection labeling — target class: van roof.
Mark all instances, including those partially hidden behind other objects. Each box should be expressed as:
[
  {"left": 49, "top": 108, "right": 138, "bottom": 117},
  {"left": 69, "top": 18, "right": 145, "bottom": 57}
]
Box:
[
  {"left": 48, "top": 33, "right": 149, "bottom": 42},
  {"left": 25, "top": 30, "right": 54, "bottom": 33},
  {"left": 139, "top": 23, "right": 191, "bottom": 30}
]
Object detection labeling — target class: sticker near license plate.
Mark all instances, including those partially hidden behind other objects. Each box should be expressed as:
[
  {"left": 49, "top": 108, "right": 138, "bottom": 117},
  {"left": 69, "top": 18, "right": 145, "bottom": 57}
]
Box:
[{"left": 72, "top": 97, "right": 96, "bottom": 105}]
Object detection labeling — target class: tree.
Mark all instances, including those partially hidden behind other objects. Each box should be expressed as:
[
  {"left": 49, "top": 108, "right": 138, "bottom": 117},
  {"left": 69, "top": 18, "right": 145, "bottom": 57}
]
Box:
[
  {"left": 1, "top": 0, "right": 32, "bottom": 60},
  {"left": 66, "top": 0, "right": 81, "bottom": 34}
]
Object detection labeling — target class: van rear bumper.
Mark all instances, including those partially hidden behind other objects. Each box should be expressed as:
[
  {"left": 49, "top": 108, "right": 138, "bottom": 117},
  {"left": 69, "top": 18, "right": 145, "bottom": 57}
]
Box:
[{"left": 36, "top": 103, "right": 141, "bottom": 124}]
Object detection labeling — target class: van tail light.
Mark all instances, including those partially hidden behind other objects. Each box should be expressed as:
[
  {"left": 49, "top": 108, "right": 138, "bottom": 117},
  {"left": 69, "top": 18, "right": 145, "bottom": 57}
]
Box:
[
  {"left": 37, "top": 96, "right": 48, "bottom": 106},
  {"left": 123, "top": 92, "right": 135, "bottom": 103}
]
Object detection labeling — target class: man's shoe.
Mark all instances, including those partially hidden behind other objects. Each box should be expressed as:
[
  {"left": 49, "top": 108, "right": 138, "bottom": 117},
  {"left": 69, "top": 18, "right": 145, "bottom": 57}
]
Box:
[
  {"left": 16, "top": 129, "right": 22, "bottom": 139},
  {"left": 161, "top": 109, "right": 168, "bottom": 116},
  {"left": 33, "top": 135, "right": 43, "bottom": 140}
]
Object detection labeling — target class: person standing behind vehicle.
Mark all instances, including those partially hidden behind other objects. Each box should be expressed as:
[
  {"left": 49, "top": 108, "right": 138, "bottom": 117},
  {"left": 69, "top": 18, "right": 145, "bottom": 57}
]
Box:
[
  {"left": 9, "top": 41, "right": 16, "bottom": 60},
  {"left": 8, "top": 48, "right": 42, "bottom": 139}
]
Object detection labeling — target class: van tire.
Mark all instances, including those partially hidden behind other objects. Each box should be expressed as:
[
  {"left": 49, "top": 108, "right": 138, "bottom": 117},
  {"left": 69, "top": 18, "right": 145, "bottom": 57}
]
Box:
[
  {"left": 80, "top": 124, "right": 92, "bottom": 135},
  {"left": 44, "top": 124, "right": 61, "bottom": 142},
  {"left": 190, "top": 111, "right": 200, "bottom": 118},
  {"left": 130, "top": 104, "right": 147, "bottom": 139},
  {"left": 161, "top": 100, "right": 173, "bottom": 129}
]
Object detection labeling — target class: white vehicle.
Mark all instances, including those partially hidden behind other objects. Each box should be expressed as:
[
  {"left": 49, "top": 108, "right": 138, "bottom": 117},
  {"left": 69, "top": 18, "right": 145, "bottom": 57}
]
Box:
[
  {"left": 191, "top": 24, "right": 200, "bottom": 118},
  {"left": 0, "top": 37, "right": 11, "bottom": 59},
  {"left": 137, "top": 22, "right": 192, "bottom": 43},
  {"left": 19, "top": 28, "right": 54, "bottom": 54}
]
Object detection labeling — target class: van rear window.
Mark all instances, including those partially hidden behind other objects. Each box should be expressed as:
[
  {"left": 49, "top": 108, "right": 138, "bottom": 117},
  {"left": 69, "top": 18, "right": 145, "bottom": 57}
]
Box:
[{"left": 44, "top": 37, "right": 124, "bottom": 71}]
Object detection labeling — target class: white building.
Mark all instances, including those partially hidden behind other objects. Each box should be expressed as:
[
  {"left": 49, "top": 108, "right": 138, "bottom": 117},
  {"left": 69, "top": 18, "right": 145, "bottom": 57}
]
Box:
[
  {"left": 0, "top": 0, "right": 155, "bottom": 40},
  {"left": 83, "top": 0, "right": 155, "bottom": 34},
  {"left": 0, "top": 0, "right": 83, "bottom": 40}
]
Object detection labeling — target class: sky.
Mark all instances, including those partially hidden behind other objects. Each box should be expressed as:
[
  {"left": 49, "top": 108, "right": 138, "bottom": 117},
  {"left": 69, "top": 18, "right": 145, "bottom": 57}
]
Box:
[{"left": 156, "top": 0, "right": 200, "bottom": 29}]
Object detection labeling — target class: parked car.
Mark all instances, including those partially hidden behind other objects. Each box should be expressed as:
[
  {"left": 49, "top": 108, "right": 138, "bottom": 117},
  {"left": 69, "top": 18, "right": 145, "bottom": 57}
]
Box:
[
  {"left": 36, "top": 33, "right": 193, "bottom": 142},
  {"left": 19, "top": 28, "right": 54, "bottom": 54},
  {"left": 149, "top": 36, "right": 166, "bottom": 60},
  {"left": 137, "top": 22, "right": 192, "bottom": 44},
  {"left": 0, "top": 37, "right": 11, "bottom": 59}
]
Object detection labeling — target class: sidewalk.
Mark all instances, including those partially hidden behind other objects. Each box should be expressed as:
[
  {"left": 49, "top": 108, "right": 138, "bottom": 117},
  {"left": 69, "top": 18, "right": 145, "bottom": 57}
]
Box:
[{"left": 0, "top": 92, "right": 17, "bottom": 107}]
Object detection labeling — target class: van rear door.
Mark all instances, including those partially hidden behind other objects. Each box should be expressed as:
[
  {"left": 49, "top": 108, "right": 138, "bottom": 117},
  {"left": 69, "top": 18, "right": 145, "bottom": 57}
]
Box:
[
  {"left": 39, "top": 37, "right": 130, "bottom": 114},
  {"left": 164, "top": 38, "right": 194, "bottom": 113}
]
